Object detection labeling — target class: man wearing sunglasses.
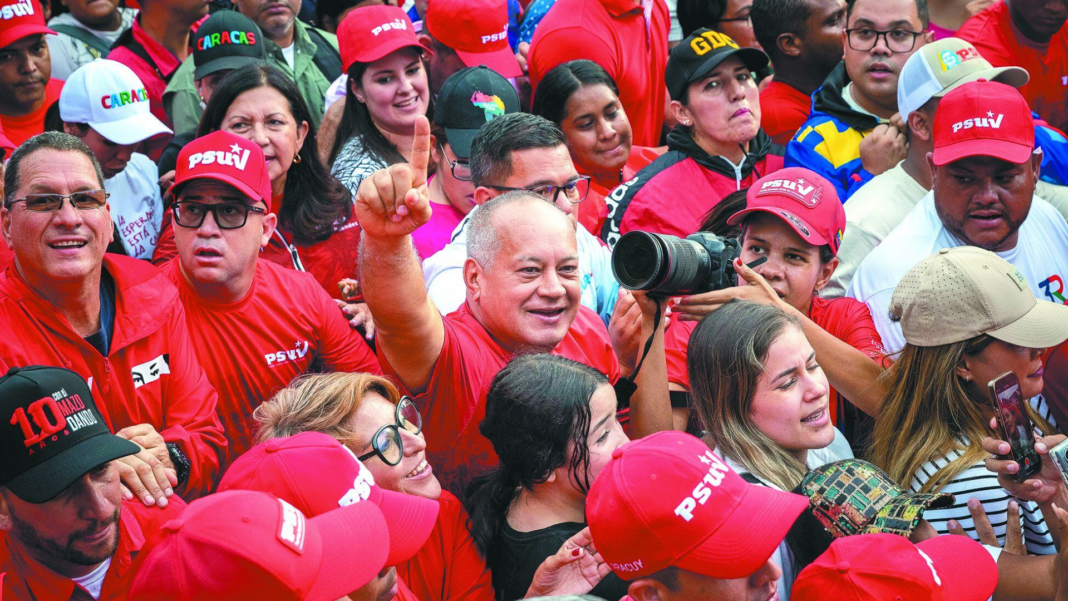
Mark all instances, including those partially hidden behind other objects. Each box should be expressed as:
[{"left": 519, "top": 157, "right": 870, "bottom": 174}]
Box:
[
  {"left": 161, "top": 130, "right": 381, "bottom": 478},
  {"left": 0, "top": 131, "right": 226, "bottom": 503}
]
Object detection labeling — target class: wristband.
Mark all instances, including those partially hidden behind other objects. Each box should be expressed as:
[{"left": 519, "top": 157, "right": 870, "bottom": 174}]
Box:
[{"left": 166, "top": 442, "right": 191, "bottom": 488}]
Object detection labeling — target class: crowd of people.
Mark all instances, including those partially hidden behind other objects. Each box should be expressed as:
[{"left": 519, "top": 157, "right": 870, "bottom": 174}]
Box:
[{"left": 3, "top": 0, "right": 1068, "bottom": 598}]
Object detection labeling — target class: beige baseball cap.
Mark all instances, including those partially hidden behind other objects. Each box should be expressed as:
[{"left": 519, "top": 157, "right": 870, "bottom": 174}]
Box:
[
  {"left": 890, "top": 247, "right": 1068, "bottom": 348},
  {"left": 897, "top": 38, "right": 1030, "bottom": 121}
]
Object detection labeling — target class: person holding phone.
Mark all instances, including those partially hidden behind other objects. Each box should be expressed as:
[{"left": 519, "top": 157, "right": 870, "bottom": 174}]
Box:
[{"left": 870, "top": 246, "right": 1068, "bottom": 554}]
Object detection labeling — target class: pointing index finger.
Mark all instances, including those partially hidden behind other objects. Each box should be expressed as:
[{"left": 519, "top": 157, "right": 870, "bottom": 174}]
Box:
[{"left": 410, "top": 115, "right": 431, "bottom": 188}]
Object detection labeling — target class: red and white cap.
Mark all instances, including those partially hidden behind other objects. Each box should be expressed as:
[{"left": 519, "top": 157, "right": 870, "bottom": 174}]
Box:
[
  {"left": 218, "top": 431, "right": 439, "bottom": 566},
  {"left": 792, "top": 533, "right": 998, "bottom": 601},
  {"left": 338, "top": 5, "right": 431, "bottom": 73},
  {"left": 727, "top": 167, "right": 846, "bottom": 255},
  {"left": 932, "top": 79, "right": 1035, "bottom": 166},
  {"left": 586, "top": 431, "right": 809, "bottom": 580},
  {"left": 171, "top": 131, "right": 273, "bottom": 211},
  {"left": 128, "top": 490, "right": 392, "bottom": 601},
  {"left": 0, "top": 0, "right": 53, "bottom": 49},
  {"left": 426, "top": 0, "right": 522, "bottom": 79}
]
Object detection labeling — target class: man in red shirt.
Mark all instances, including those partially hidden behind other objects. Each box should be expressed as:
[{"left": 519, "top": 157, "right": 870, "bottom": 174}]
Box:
[
  {"left": 957, "top": 0, "right": 1068, "bottom": 131},
  {"left": 528, "top": 0, "right": 669, "bottom": 147},
  {"left": 422, "top": 0, "right": 523, "bottom": 93},
  {"left": 0, "top": 132, "right": 226, "bottom": 501},
  {"left": 0, "top": 366, "right": 186, "bottom": 601},
  {"left": 162, "top": 130, "right": 381, "bottom": 473},
  {"left": 355, "top": 117, "right": 670, "bottom": 493},
  {"left": 0, "top": 0, "right": 63, "bottom": 146}
]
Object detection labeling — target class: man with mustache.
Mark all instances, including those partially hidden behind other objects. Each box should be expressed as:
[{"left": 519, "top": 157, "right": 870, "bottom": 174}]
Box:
[
  {"left": 785, "top": 0, "right": 931, "bottom": 200},
  {"left": 848, "top": 80, "right": 1068, "bottom": 353},
  {"left": 0, "top": 366, "right": 186, "bottom": 600},
  {"left": 0, "top": 0, "right": 62, "bottom": 147}
]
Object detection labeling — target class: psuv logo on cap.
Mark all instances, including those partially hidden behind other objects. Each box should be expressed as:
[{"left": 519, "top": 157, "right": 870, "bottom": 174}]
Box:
[
  {"left": 372, "top": 18, "right": 406, "bottom": 36},
  {"left": 481, "top": 24, "right": 508, "bottom": 45},
  {"left": 937, "top": 47, "right": 979, "bottom": 72},
  {"left": 276, "top": 498, "right": 307, "bottom": 554},
  {"left": 197, "top": 30, "right": 257, "bottom": 51},
  {"left": 1, "top": 0, "right": 34, "bottom": 21},
  {"left": 952, "top": 112, "right": 1004, "bottom": 134},
  {"left": 338, "top": 460, "right": 377, "bottom": 507},
  {"left": 101, "top": 88, "right": 148, "bottom": 110},
  {"left": 188, "top": 143, "right": 251, "bottom": 171},
  {"left": 757, "top": 177, "right": 822, "bottom": 207},
  {"left": 674, "top": 450, "right": 731, "bottom": 522},
  {"left": 690, "top": 30, "right": 739, "bottom": 57},
  {"left": 9, "top": 387, "right": 98, "bottom": 453}
]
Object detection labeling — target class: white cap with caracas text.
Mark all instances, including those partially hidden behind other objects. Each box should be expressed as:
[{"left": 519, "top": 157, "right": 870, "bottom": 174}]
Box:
[{"left": 58, "top": 59, "right": 172, "bottom": 145}]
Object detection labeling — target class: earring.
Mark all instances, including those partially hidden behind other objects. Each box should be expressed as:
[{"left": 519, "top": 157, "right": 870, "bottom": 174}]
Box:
[
  {"left": 293, "top": 153, "right": 302, "bottom": 164},
  {"left": 682, "top": 120, "right": 692, "bottom": 126},
  {"left": 355, "top": 96, "right": 365, "bottom": 103}
]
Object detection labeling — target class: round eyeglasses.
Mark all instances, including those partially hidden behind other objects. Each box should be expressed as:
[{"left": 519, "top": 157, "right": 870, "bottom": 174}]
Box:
[{"left": 357, "top": 397, "right": 423, "bottom": 466}]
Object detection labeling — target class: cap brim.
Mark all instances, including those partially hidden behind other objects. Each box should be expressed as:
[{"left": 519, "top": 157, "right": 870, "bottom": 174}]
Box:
[
  {"left": 728, "top": 207, "right": 831, "bottom": 248},
  {"left": 865, "top": 492, "right": 955, "bottom": 535},
  {"left": 5, "top": 434, "right": 140, "bottom": 504},
  {"left": 916, "top": 535, "right": 998, "bottom": 601},
  {"left": 670, "top": 47, "right": 768, "bottom": 100},
  {"left": 377, "top": 487, "right": 439, "bottom": 565},
  {"left": 306, "top": 502, "right": 392, "bottom": 601},
  {"left": 344, "top": 39, "right": 433, "bottom": 75},
  {"left": 934, "top": 66, "right": 1030, "bottom": 99},
  {"left": 92, "top": 113, "right": 173, "bottom": 145},
  {"left": 443, "top": 126, "right": 477, "bottom": 159},
  {"left": 0, "top": 24, "right": 56, "bottom": 47},
  {"left": 170, "top": 172, "right": 264, "bottom": 202},
  {"left": 194, "top": 55, "right": 267, "bottom": 81},
  {"left": 987, "top": 299, "right": 1068, "bottom": 348},
  {"left": 455, "top": 47, "right": 523, "bottom": 79},
  {"left": 673, "top": 484, "right": 808, "bottom": 579},
  {"left": 932, "top": 138, "right": 1034, "bottom": 166}
]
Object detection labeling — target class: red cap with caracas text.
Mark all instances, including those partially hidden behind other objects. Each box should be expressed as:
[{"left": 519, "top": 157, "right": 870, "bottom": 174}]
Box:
[
  {"left": 128, "top": 490, "right": 392, "bottom": 601},
  {"left": 170, "top": 130, "right": 273, "bottom": 211},
  {"left": 218, "top": 431, "right": 439, "bottom": 566},
  {"left": 792, "top": 533, "right": 998, "bottom": 601},
  {"left": 586, "top": 431, "right": 809, "bottom": 580},
  {"left": 338, "top": 5, "right": 431, "bottom": 73},
  {"left": 932, "top": 79, "right": 1035, "bottom": 166},
  {"left": 426, "top": 0, "right": 522, "bottom": 79},
  {"left": 0, "top": 0, "right": 53, "bottom": 49},
  {"left": 727, "top": 167, "right": 846, "bottom": 255}
]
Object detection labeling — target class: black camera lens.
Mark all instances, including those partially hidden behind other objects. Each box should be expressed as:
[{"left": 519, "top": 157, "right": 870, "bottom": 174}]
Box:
[{"left": 613, "top": 231, "right": 715, "bottom": 296}]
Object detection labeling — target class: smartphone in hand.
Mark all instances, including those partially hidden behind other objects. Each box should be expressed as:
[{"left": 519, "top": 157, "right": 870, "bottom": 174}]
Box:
[{"left": 989, "top": 371, "right": 1042, "bottom": 482}]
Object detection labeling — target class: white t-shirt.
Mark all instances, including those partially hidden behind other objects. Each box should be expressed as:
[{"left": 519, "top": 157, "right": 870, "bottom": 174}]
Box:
[
  {"left": 847, "top": 192, "right": 1068, "bottom": 353},
  {"left": 280, "top": 42, "right": 297, "bottom": 71},
  {"left": 71, "top": 557, "right": 111, "bottom": 599},
  {"left": 46, "top": 9, "right": 137, "bottom": 80},
  {"left": 106, "top": 153, "right": 163, "bottom": 260}
]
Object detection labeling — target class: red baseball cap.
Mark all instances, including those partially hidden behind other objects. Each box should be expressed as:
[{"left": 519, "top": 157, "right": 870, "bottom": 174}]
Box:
[
  {"left": 338, "top": 5, "right": 431, "bottom": 73},
  {"left": 727, "top": 167, "right": 846, "bottom": 255},
  {"left": 170, "top": 130, "right": 273, "bottom": 211},
  {"left": 792, "top": 533, "right": 998, "bottom": 601},
  {"left": 218, "top": 431, "right": 439, "bottom": 566},
  {"left": 586, "top": 431, "right": 809, "bottom": 580},
  {"left": 932, "top": 79, "right": 1035, "bottom": 166},
  {"left": 426, "top": 0, "right": 522, "bottom": 79},
  {"left": 128, "top": 490, "right": 391, "bottom": 601},
  {"left": 0, "top": 0, "right": 54, "bottom": 49}
]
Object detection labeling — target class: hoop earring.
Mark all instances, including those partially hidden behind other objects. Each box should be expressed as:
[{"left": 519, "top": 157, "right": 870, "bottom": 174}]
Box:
[{"left": 293, "top": 153, "right": 302, "bottom": 164}]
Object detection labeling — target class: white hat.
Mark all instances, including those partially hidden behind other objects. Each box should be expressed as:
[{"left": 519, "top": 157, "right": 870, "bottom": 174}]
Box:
[{"left": 58, "top": 59, "right": 172, "bottom": 145}]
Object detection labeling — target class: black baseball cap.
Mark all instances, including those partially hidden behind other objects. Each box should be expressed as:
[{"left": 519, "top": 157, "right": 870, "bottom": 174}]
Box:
[
  {"left": 435, "top": 65, "right": 520, "bottom": 159},
  {"left": 0, "top": 366, "right": 139, "bottom": 503},
  {"left": 192, "top": 10, "right": 268, "bottom": 81},
  {"left": 666, "top": 28, "right": 769, "bottom": 101}
]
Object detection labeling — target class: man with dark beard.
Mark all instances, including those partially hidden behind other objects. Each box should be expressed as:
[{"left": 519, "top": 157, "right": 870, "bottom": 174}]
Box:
[{"left": 0, "top": 366, "right": 186, "bottom": 600}]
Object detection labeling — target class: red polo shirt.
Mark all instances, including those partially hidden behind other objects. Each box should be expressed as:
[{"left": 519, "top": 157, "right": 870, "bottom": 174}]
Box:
[
  {"left": 529, "top": 0, "right": 669, "bottom": 147},
  {"left": 957, "top": 2, "right": 1068, "bottom": 130},
  {"left": 106, "top": 18, "right": 180, "bottom": 158},
  {"left": 0, "top": 79, "right": 63, "bottom": 147},
  {"left": 760, "top": 80, "right": 812, "bottom": 146}
]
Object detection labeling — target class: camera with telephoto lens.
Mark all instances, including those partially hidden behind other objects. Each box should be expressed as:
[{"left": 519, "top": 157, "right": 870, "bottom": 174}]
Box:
[{"left": 612, "top": 231, "right": 743, "bottom": 297}]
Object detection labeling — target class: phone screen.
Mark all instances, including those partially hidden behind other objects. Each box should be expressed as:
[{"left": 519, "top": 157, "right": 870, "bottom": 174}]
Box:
[{"left": 990, "top": 372, "right": 1041, "bottom": 479}]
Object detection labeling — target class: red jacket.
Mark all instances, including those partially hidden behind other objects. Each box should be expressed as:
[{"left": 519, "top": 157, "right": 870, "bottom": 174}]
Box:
[{"left": 0, "top": 255, "right": 226, "bottom": 497}]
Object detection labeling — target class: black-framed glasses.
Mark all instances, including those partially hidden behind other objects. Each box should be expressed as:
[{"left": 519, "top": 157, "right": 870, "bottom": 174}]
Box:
[
  {"left": 172, "top": 201, "right": 266, "bottom": 230},
  {"left": 846, "top": 27, "right": 924, "bottom": 53},
  {"left": 357, "top": 397, "right": 423, "bottom": 466},
  {"left": 486, "top": 176, "right": 592, "bottom": 205},
  {"left": 4, "top": 190, "right": 109, "bottom": 211},
  {"left": 440, "top": 144, "right": 472, "bottom": 181},
  {"left": 718, "top": 13, "right": 751, "bottom": 24}
]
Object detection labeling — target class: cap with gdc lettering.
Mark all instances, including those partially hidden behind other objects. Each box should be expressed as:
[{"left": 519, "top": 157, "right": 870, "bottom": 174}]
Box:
[
  {"left": 932, "top": 80, "right": 1035, "bottom": 166},
  {"left": 792, "top": 533, "right": 998, "bottom": 601},
  {"left": 218, "top": 431, "right": 439, "bottom": 566},
  {"left": 727, "top": 167, "right": 845, "bottom": 255},
  {"left": 890, "top": 246, "right": 1068, "bottom": 347},
  {"left": 436, "top": 66, "right": 520, "bottom": 158},
  {"left": 426, "top": 0, "right": 522, "bottom": 79},
  {"left": 0, "top": 366, "right": 139, "bottom": 504},
  {"left": 666, "top": 28, "right": 768, "bottom": 101},
  {"left": 128, "top": 490, "right": 392, "bottom": 601},
  {"left": 59, "top": 59, "right": 172, "bottom": 145},
  {"left": 338, "top": 5, "right": 431, "bottom": 73},
  {"left": 171, "top": 130, "right": 273, "bottom": 210},
  {"left": 192, "top": 10, "right": 267, "bottom": 80},
  {"left": 586, "top": 431, "right": 808, "bottom": 580},
  {"left": 0, "top": 0, "right": 53, "bottom": 49}
]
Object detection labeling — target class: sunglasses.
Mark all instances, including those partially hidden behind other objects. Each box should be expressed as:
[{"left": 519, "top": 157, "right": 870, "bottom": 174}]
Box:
[
  {"left": 4, "top": 190, "right": 109, "bottom": 211},
  {"left": 173, "top": 201, "right": 266, "bottom": 230},
  {"left": 357, "top": 397, "right": 423, "bottom": 466}
]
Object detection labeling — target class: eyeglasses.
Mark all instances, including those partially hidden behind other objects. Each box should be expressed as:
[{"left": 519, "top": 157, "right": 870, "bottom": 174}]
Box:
[
  {"left": 440, "top": 144, "right": 472, "bottom": 181},
  {"left": 357, "top": 397, "right": 423, "bottom": 466},
  {"left": 486, "top": 176, "right": 592, "bottom": 205},
  {"left": 846, "top": 27, "right": 924, "bottom": 53},
  {"left": 4, "top": 190, "right": 109, "bottom": 211},
  {"left": 172, "top": 201, "right": 266, "bottom": 230},
  {"left": 718, "top": 13, "right": 751, "bottom": 24}
]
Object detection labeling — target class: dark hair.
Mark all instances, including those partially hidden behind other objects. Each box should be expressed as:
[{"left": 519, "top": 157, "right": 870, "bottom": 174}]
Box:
[
  {"left": 314, "top": 0, "right": 356, "bottom": 30},
  {"left": 469, "top": 113, "right": 567, "bottom": 187},
  {"left": 4, "top": 132, "right": 104, "bottom": 202},
  {"left": 464, "top": 354, "right": 611, "bottom": 556},
  {"left": 531, "top": 60, "right": 620, "bottom": 126},
  {"left": 751, "top": 0, "right": 813, "bottom": 60},
  {"left": 198, "top": 64, "right": 352, "bottom": 243},
  {"left": 677, "top": 0, "right": 728, "bottom": 37},
  {"left": 846, "top": 0, "right": 929, "bottom": 28}
]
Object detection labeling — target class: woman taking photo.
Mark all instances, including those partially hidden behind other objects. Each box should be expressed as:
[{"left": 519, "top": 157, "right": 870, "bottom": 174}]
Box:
[
  {"left": 870, "top": 246, "right": 1068, "bottom": 555},
  {"left": 532, "top": 60, "right": 663, "bottom": 235},
  {"left": 466, "top": 354, "right": 630, "bottom": 601}
]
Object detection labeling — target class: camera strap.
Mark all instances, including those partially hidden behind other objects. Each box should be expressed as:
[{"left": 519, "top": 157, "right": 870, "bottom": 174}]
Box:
[{"left": 614, "top": 298, "right": 664, "bottom": 410}]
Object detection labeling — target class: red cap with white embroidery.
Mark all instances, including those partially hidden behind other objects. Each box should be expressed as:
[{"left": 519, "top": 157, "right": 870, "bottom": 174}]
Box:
[
  {"left": 171, "top": 130, "right": 273, "bottom": 211},
  {"left": 727, "top": 167, "right": 846, "bottom": 255},
  {"left": 932, "top": 79, "right": 1035, "bottom": 166}
]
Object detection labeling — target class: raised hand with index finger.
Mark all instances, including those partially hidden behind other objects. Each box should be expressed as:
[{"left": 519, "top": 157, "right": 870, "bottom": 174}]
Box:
[{"left": 354, "top": 115, "right": 434, "bottom": 240}]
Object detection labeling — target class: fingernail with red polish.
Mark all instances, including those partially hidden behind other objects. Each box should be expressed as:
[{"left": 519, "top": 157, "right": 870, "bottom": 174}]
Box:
[{"left": 571, "top": 549, "right": 581, "bottom": 558}]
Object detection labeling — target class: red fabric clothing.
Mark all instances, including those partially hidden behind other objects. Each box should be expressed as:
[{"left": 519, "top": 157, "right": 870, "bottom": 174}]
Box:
[
  {"left": 529, "top": 0, "right": 669, "bottom": 147},
  {"left": 0, "top": 255, "right": 226, "bottom": 497},
  {"left": 161, "top": 258, "right": 381, "bottom": 473},
  {"left": 580, "top": 145, "right": 665, "bottom": 235},
  {"left": 380, "top": 303, "right": 620, "bottom": 493},
  {"left": 957, "top": 2, "right": 1068, "bottom": 130},
  {"left": 760, "top": 80, "right": 812, "bottom": 146},
  {"left": 0, "top": 497, "right": 186, "bottom": 601},
  {"left": 398, "top": 491, "right": 495, "bottom": 601},
  {"left": 0, "top": 79, "right": 63, "bottom": 146},
  {"left": 106, "top": 18, "right": 180, "bottom": 159},
  {"left": 664, "top": 296, "right": 886, "bottom": 424},
  {"left": 396, "top": 577, "right": 423, "bottom": 601}
]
